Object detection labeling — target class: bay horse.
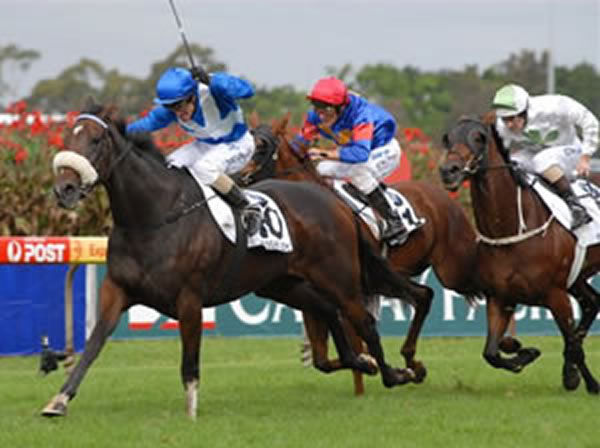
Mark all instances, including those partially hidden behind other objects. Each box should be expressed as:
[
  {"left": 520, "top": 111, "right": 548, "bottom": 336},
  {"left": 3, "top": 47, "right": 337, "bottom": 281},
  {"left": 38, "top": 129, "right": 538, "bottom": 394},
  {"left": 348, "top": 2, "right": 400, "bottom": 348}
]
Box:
[
  {"left": 44, "top": 103, "right": 429, "bottom": 418},
  {"left": 439, "top": 113, "right": 600, "bottom": 393},
  {"left": 237, "top": 116, "right": 486, "bottom": 394}
]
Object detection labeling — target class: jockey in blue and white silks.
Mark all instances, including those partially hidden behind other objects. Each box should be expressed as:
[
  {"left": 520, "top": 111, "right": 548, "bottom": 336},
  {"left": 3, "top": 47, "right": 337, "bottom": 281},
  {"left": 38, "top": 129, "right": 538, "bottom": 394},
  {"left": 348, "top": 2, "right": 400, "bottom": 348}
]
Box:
[
  {"left": 126, "top": 66, "right": 260, "bottom": 233},
  {"left": 292, "top": 76, "right": 407, "bottom": 246},
  {"left": 492, "top": 83, "right": 599, "bottom": 229}
]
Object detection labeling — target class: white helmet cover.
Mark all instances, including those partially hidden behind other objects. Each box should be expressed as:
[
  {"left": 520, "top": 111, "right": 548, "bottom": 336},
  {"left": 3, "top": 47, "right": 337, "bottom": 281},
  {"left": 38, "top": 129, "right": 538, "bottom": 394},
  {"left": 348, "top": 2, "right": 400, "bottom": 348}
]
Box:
[{"left": 492, "top": 84, "right": 529, "bottom": 118}]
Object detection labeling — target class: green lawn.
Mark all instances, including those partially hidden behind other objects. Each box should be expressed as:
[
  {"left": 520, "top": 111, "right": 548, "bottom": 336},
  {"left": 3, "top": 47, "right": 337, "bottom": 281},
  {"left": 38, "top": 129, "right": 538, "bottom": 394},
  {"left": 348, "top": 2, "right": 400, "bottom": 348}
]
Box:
[{"left": 1, "top": 335, "right": 599, "bottom": 448}]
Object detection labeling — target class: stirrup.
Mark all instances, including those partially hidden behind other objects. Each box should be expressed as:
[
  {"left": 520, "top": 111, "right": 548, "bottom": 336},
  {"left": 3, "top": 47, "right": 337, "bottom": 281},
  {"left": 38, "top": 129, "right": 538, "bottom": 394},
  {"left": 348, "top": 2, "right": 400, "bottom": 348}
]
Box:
[
  {"left": 382, "top": 222, "right": 409, "bottom": 247},
  {"left": 241, "top": 206, "right": 262, "bottom": 236},
  {"left": 570, "top": 207, "right": 592, "bottom": 230}
]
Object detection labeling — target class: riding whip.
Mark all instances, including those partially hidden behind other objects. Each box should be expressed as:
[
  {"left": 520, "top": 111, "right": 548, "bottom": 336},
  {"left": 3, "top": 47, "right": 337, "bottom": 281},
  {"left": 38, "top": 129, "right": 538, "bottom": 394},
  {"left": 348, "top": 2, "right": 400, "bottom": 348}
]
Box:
[{"left": 167, "top": 0, "right": 209, "bottom": 83}]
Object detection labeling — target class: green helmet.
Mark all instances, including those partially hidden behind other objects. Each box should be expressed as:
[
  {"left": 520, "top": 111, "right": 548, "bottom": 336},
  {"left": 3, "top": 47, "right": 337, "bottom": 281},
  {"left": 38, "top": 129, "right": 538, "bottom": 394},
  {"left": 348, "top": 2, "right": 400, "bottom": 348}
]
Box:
[{"left": 492, "top": 84, "right": 529, "bottom": 118}]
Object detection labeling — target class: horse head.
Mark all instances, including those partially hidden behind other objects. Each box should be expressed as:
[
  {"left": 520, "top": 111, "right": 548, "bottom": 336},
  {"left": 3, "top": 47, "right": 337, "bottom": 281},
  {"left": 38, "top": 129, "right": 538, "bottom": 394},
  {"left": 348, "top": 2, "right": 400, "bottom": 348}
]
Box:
[
  {"left": 53, "top": 99, "right": 125, "bottom": 209},
  {"left": 237, "top": 113, "right": 325, "bottom": 187},
  {"left": 438, "top": 115, "right": 492, "bottom": 191}
]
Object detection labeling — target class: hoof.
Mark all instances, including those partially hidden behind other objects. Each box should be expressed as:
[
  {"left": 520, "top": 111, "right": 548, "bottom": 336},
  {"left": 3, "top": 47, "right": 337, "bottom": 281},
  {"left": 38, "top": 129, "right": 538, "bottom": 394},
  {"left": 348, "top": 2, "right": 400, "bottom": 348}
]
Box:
[
  {"left": 517, "top": 347, "right": 541, "bottom": 367},
  {"left": 499, "top": 336, "right": 522, "bottom": 354},
  {"left": 41, "top": 393, "right": 69, "bottom": 417},
  {"left": 410, "top": 362, "right": 427, "bottom": 384},
  {"left": 357, "top": 353, "right": 378, "bottom": 376},
  {"left": 585, "top": 380, "right": 600, "bottom": 395},
  {"left": 562, "top": 363, "right": 581, "bottom": 391},
  {"left": 382, "top": 368, "right": 415, "bottom": 388}
]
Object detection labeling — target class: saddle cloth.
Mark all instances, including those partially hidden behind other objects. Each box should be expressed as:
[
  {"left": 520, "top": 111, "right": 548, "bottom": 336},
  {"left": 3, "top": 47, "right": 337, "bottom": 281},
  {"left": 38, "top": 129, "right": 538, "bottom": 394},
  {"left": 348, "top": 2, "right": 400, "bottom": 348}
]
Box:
[
  {"left": 526, "top": 174, "right": 600, "bottom": 287},
  {"left": 197, "top": 183, "right": 293, "bottom": 252},
  {"left": 332, "top": 180, "right": 426, "bottom": 240},
  {"left": 527, "top": 174, "right": 600, "bottom": 246}
]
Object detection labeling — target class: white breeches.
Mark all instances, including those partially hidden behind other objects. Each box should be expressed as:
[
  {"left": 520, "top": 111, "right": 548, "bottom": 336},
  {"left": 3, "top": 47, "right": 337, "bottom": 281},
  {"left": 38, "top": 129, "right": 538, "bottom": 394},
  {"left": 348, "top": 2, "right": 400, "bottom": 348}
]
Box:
[
  {"left": 165, "top": 131, "right": 255, "bottom": 185},
  {"left": 316, "top": 138, "right": 401, "bottom": 194},
  {"left": 511, "top": 144, "right": 583, "bottom": 180}
]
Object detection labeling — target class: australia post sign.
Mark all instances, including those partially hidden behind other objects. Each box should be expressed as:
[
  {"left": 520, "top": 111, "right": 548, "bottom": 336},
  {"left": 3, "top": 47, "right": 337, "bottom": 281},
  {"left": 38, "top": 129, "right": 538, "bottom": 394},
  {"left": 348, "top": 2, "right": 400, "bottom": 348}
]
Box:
[{"left": 0, "top": 237, "right": 107, "bottom": 264}]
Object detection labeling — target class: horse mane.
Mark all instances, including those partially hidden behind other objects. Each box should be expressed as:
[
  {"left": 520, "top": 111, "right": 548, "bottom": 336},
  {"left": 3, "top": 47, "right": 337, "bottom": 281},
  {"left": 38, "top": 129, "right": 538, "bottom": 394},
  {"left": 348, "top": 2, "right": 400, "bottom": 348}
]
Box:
[
  {"left": 80, "top": 102, "right": 166, "bottom": 165},
  {"left": 482, "top": 110, "right": 512, "bottom": 165},
  {"left": 112, "top": 117, "right": 166, "bottom": 164}
]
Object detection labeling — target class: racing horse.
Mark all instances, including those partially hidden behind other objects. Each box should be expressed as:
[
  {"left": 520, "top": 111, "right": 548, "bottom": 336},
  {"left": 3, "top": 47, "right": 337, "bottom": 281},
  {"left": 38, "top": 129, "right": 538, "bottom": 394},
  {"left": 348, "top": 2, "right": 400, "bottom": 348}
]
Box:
[
  {"left": 237, "top": 115, "right": 485, "bottom": 394},
  {"left": 44, "top": 102, "right": 430, "bottom": 418},
  {"left": 439, "top": 113, "right": 600, "bottom": 393}
]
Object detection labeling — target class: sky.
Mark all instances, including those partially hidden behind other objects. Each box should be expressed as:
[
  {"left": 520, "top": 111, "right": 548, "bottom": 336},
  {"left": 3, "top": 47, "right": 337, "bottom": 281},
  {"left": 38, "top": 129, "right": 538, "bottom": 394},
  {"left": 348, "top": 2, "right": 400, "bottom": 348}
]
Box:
[{"left": 1, "top": 0, "right": 599, "bottom": 102}]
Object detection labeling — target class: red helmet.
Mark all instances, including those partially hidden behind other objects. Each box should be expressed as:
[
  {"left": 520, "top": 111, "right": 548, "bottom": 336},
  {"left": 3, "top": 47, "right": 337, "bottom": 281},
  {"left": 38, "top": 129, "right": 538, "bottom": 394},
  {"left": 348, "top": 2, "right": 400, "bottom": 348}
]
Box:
[{"left": 307, "top": 77, "right": 349, "bottom": 106}]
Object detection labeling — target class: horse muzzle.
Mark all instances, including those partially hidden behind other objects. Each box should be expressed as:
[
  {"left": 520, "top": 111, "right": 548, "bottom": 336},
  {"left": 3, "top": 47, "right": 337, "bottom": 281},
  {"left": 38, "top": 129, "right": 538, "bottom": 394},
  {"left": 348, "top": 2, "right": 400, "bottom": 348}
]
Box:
[
  {"left": 438, "top": 161, "right": 465, "bottom": 192},
  {"left": 54, "top": 179, "right": 85, "bottom": 209}
]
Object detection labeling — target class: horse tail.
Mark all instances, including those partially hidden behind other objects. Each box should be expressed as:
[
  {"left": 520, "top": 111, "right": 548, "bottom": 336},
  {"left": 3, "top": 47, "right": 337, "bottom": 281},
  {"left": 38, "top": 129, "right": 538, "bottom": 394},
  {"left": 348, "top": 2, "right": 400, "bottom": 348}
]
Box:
[{"left": 354, "top": 215, "right": 425, "bottom": 308}]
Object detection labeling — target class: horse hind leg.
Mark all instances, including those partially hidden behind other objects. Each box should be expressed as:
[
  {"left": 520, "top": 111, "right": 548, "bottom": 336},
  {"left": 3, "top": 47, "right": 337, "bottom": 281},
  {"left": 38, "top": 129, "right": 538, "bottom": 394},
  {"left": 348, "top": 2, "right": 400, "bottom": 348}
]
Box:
[
  {"left": 41, "top": 277, "right": 127, "bottom": 417},
  {"left": 547, "top": 288, "right": 599, "bottom": 394},
  {"left": 398, "top": 285, "right": 433, "bottom": 383}
]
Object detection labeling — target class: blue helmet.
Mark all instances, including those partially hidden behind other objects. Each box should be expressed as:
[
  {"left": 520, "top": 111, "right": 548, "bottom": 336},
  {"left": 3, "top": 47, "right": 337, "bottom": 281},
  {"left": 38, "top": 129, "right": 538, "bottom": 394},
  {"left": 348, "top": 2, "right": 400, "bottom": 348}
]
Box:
[{"left": 153, "top": 67, "right": 197, "bottom": 105}]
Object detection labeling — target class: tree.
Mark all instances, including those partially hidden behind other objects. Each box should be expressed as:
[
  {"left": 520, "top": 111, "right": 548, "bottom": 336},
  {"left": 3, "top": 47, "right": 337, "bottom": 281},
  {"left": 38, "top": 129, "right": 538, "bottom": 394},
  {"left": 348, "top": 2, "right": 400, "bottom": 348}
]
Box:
[{"left": 0, "top": 44, "right": 40, "bottom": 107}]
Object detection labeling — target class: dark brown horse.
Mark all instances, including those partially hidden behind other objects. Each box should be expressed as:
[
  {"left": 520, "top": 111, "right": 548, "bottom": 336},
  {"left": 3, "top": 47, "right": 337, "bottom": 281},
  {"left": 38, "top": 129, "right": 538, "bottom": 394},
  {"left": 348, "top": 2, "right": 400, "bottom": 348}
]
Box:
[
  {"left": 439, "top": 114, "right": 600, "bottom": 393},
  {"left": 44, "top": 103, "right": 429, "bottom": 418},
  {"left": 237, "top": 116, "right": 485, "bottom": 394}
]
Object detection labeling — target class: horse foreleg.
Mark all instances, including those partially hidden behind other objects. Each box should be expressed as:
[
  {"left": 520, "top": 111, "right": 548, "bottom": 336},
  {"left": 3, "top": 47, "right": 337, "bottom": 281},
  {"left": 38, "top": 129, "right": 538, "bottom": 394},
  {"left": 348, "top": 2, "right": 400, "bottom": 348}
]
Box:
[
  {"left": 547, "top": 288, "right": 599, "bottom": 394},
  {"left": 398, "top": 287, "right": 433, "bottom": 383},
  {"left": 483, "top": 297, "right": 540, "bottom": 373},
  {"left": 176, "top": 287, "right": 204, "bottom": 419},
  {"left": 41, "top": 276, "right": 127, "bottom": 417}
]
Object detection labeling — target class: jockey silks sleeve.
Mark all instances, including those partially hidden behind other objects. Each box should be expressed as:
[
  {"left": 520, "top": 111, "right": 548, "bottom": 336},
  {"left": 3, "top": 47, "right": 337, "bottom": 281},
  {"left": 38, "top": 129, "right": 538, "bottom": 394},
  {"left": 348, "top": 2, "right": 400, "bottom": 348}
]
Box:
[
  {"left": 496, "top": 94, "right": 599, "bottom": 155},
  {"left": 292, "top": 94, "right": 397, "bottom": 163},
  {"left": 126, "top": 72, "right": 255, "bottom": 145}
]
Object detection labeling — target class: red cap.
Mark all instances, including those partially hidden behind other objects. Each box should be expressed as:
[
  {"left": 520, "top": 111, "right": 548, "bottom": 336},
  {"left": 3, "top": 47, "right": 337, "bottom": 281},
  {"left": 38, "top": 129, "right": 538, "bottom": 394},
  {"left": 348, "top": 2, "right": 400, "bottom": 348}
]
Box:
[{"left": 307, "top": 77, "right": 349, "bottom": 106}]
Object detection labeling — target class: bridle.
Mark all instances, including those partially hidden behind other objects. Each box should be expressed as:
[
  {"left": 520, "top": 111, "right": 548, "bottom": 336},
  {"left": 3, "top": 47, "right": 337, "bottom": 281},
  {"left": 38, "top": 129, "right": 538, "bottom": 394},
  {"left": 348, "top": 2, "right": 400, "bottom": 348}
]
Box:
[
  {"left": 73, "top": 113, "right": 132, "bottom": 186},
  {"left": 443, "top": 118, "right": 555, "bottom": 245}
]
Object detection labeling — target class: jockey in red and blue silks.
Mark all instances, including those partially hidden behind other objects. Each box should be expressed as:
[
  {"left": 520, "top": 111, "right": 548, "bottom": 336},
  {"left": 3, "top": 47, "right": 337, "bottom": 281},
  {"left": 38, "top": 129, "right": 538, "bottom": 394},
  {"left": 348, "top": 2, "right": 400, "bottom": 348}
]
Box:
[
  {"left": 292, "top": 76, "right": 408, "bottom": 246},
  {"left": 126, "top": 66, "right": 260, "bottom": 234}
]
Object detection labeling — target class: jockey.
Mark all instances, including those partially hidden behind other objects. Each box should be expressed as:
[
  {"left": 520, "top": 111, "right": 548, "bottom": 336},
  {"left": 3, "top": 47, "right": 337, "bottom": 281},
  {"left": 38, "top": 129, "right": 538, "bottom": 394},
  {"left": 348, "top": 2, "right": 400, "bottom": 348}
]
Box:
[
  {"left": 126, "top": 66, "right": 260, "bottom": 234},
  {"left": 292, "top": 76, "right": 408, "bottom": 246},
  {"left": 492, "top": 83, "right": 599, "bottom": 229}
]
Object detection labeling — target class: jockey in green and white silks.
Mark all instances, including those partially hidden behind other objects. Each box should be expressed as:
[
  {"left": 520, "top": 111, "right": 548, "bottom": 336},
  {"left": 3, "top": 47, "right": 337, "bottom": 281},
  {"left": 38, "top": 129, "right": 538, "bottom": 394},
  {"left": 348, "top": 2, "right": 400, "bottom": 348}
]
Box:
[
  {"left": 492, "top": 83, "right": 599, "bottom": 229},
  {"left": 126, "top": 66, "right": 260, "bottom": 233}
]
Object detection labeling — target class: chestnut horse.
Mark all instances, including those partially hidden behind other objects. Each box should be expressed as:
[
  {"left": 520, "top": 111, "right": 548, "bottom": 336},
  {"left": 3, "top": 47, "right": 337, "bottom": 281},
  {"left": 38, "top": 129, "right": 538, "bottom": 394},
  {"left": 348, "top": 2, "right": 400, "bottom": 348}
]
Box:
[
  {"left": 439, "top": 114, "right": 600, "bottom": 393},
  {"left": 237, "top": 116, "right": 486, "bottom": 394},
  {"left": 44, "top": 103, "right": 429, "bottom": 418}
]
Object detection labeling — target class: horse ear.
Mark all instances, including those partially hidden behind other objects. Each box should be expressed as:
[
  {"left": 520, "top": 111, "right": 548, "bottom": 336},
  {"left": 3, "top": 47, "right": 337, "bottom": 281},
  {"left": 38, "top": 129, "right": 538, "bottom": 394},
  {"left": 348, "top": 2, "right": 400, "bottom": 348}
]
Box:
[
  {"left": 105, "top": 104, "right": 120, "bottom": 122},
  {"left": 482, "top": 110, "right": 497, "bottom": 126},
  {"left": 441, "top": 133, "right": 450, "bottom": 149},
  {"left": 248, "top": 111, "right": 260, "bottom": 129},
  {"left": 281, "top": 112, "right": 291, "bottom": 129},
  {"left": 82, "top": 96, "right": 97, "bottom": 111},
  {"left": 271, "top": 112, "right": 291, "bottom": 136}
]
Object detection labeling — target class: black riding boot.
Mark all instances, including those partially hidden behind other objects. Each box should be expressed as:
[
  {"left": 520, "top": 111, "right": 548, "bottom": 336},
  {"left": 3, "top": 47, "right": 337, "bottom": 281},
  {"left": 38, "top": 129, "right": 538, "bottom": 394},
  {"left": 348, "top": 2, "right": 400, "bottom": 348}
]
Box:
[
  {"left": 366, "top": 187, "right": 409, "bottom": 246},
  {"left": 223, "top": 185, "right": 261, "bottom": 236},
  {"left": 554, "top": 177, "right": 592, "bottom": 230}
]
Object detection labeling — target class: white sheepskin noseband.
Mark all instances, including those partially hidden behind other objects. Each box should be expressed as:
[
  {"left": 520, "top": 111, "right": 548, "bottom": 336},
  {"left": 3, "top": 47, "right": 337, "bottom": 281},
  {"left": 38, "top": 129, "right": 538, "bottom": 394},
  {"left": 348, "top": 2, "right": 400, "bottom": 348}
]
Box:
[{"left": 53, "top": 151, "right": 99, "bottom": 187}]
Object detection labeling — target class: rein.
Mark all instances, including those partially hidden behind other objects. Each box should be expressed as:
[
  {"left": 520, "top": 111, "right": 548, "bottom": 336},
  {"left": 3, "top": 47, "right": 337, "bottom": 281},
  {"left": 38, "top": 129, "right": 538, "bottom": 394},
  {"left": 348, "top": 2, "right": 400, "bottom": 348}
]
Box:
[
  {"left": 76, "top": 113, "right": 212, "bottom": 230},
  {"left": 475, "top": 183, "right": 555, "bottom": 245}
]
